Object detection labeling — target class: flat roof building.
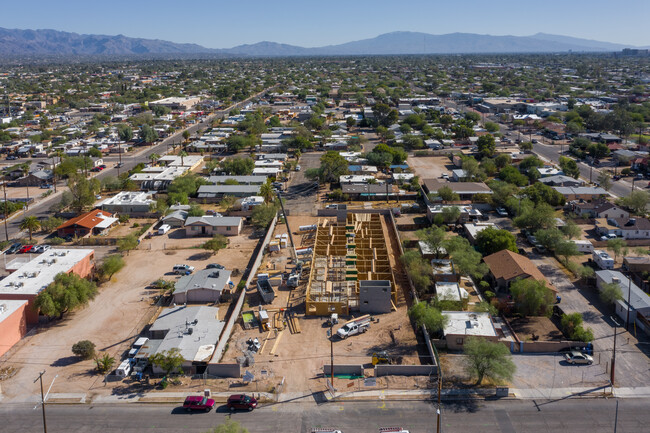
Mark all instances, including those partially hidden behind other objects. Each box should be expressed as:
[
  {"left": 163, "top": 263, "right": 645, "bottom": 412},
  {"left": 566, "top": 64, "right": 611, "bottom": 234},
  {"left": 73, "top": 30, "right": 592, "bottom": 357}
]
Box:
[
  {"left": 0, "top": 249, "right": 95, "bottom": 323},
  {"left": 99, "top": 191, "right": 156, "bottom": 215},
  {"left": 442, "top": 311, "right": 498, "bottom": 350}
]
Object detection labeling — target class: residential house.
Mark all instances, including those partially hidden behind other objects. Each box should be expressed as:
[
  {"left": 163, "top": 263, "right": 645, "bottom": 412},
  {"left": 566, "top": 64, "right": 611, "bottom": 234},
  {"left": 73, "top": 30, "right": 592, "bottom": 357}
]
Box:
[
  {"left": 571, "top": 200, "right": 628, "bottom": 219},
  {"left": 624, "top": 257, "right": 650, "bottom": 273},
  {"left": 99, "top": 191, "right": 156, "bottom": 215},
  {"left": 162, "top": 210, "right": 188, "bottom": 228},
  {"left": 341, "top": 183, "right": 416, "bottom": 201},
  {"left": 536, "top": 167, "right": 563, "bottom": 178},
  {"left": 538, "top": 175, "right": 583, "bottom": 187},
  {"left": 464, "top": 222, "right": 497, "bottom": 244},
  {"left": 442, "top": 311, "right": 498, "bottom": 350},
  {"left": 197, "top": 185, "right": 261, "bottom": 201},
  {"left": 483, "top": 249, "right": 557, "bottom": 292},
  {"left": 596, "top": 217, "right": 650, "bottom": 240},
  {"left": 147, "top": 305, "right": 224, "bottom": 374},
  {"left": 595, "top": 270, "right": 650, "bottom": 331},
  {"left": 240, "top": 196, "right": 264, "bottom": 211},
  {"left": 172, "top": 269, "right": 233, "bottom": 304},
  {"left": 208, "top": 175, "right": 267, "bottom": 185},
  {"left": 423, "top": 179, "right": 493, "bottom": 201},
  {"left": 184, "top": 216, "right": 243, "bottom": 237},
  {"left": 56, "top": 210, "right": 118, "bottom": 238},
  {"left": 14, "top": 170, "right": 53, "bottom": 187},
  {"left": 552, "top": 186, "right": 608, "bottom": 201},
  {"left": 426, "top": 204, "right": 483, "bottom": 224}
]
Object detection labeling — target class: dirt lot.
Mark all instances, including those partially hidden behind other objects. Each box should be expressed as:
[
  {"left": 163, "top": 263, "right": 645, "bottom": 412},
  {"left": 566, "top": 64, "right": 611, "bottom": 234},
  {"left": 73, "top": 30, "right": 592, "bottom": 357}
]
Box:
[
  {"left": 108, "top": 218, "right": 157, "bottom": 238},
  {"left": 0, "top": 226, "right": 260, "bottom": 401},
  {"left": 220, "top": 214, "right": 423, "bottom": 393},
  {"left": 407, "top": 155, "right": 454, "bottom": 180},
  {"left": 509, "top": 316, "right": 564, "bottom": 342}
]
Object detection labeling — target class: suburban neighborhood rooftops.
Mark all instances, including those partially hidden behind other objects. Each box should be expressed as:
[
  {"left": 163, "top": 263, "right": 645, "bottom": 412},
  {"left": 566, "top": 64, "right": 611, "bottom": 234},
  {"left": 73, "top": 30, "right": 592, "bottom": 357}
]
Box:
[
  {"left": 197, "top": 185, "right": 261, "bottom": 195},
  {"left": 423, "top": 179, "right": 493, "bottom": 195},
  {"left": 0, "top": 249, "right": 95, "bottom": 296},
  {"left": 98, "top": 191, "right": 155, "bottom": 207},
  {"left": 208, "top": 175, "right": 267, "bottom": 185}
]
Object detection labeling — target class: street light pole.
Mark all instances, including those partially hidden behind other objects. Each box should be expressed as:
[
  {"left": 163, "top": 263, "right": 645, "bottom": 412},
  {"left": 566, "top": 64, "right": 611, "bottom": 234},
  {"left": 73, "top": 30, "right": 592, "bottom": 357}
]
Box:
[{"left": 35, "top": 371, "right": 48, "bottom": 433}]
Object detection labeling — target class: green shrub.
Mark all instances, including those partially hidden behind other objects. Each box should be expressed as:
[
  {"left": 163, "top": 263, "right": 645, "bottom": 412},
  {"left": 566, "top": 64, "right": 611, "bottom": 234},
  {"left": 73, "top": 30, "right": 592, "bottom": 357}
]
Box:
[
  {"left": 72, "top": 340, "right": 96, "bottom": 360},
  {"left": 45, "top": 237, "right": 65, "bottom": 245}
]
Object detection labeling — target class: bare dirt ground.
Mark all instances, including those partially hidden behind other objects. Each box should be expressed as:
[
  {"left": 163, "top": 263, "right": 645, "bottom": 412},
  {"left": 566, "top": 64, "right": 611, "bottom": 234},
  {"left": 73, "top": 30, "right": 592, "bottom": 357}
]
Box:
[
  {"left": 509, "top": 316, "right": 564, "bottom": 342},
  {"left": 108, "top": 218, "right": 157, "bottom": 238},
  {"left": 0, "top": 227, "right": 259, "bottom": 401},
  {"left": 407, "top": 155, "right": 454, "bottom": 180},
  {"left": 220, "top": 215, "right": 423, "bottom": 393}
]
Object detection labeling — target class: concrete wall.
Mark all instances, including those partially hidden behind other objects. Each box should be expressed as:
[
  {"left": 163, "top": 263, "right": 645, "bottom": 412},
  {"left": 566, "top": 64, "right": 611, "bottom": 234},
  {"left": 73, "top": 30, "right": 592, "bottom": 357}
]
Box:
[
  {"left": 0, "top": 301, "right": 28, "bottom": 357},
  {"left": 507, "top": 340, "right": 589, "bottom": 353},
  {"left": 211, "top": 214, "right": 278, "bottom": 363},
  {"left": 206, "top": 363, "right": 241, "bottom": 378},
  {"left": 323, "top": 364, "right": 364, "bottom": 376},
  {"left": 68, "top": 250, "right": 96, "bottom": 279},
  {"left": 359, "top": 280, "right": 392, "bottom": 314},
  {"left": 375, "top": 365, "right": 438, "bottom": 377}
]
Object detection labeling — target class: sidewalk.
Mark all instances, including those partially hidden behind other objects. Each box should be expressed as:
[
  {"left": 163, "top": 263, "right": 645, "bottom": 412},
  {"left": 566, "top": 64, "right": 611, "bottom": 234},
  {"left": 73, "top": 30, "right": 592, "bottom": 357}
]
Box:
[{"left": 7, "top": 385, "right": 649, "bottom": 406}]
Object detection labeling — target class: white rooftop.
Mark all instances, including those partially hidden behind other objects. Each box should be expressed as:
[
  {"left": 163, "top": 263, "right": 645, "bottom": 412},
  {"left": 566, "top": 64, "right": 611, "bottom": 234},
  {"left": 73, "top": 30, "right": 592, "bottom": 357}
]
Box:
[
  {"left": 0, "top": 249, "right": 94, "bottom": 296},
  {"left": 99, "top": 191, "right": 155, "bottom": 206},
  {"left": 443, "top": 311, "right": 497, "bottom": 337},
  {"left": 0, "top": 300, "right": 28, "bottom": 322},
  {"left": 436, "top": 282, "right": 469, "bottom": 302}
]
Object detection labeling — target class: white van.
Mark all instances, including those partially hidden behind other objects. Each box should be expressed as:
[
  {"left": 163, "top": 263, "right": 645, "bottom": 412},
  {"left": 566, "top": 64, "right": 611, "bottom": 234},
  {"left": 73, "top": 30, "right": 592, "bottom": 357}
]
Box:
[
  {"left": 158, "top": 224, "right": 171, "bottom": 235},
  {"left": 116, "top": 360, "right": 132, "bottom": 377}
]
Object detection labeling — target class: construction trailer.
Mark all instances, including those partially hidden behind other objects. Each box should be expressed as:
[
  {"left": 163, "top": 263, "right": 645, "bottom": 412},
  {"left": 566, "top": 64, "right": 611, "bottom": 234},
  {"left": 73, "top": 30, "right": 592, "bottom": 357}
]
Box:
[{"left": 305, "top": 213, "right": 397, "bottom": 316}]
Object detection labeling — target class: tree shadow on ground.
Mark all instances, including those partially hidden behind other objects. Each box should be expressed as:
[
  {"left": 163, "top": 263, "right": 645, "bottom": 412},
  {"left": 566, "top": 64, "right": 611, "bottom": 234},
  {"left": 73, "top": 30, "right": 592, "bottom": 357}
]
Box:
[
  {"left": 50, "top": 356, "right": 80, "bottom": 367},
  {"left": 443, "top": 398, "right": 481, "bottom": 413},
  {"left": 188, "top": 252, "right": 212, "bottom": 261}
]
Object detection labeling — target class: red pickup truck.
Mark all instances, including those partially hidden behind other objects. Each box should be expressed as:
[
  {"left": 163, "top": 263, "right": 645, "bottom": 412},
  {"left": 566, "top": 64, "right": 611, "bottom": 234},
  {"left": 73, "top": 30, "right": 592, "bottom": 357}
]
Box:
[{"left": 182, "top": 396, "right": 215, "bottom": 412}]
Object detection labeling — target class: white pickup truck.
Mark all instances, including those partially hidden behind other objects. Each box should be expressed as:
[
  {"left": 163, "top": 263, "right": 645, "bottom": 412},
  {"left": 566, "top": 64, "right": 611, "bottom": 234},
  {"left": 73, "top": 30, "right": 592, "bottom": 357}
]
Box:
[{"left": 336, "top": 315, "right": 371, "bottom": 339}]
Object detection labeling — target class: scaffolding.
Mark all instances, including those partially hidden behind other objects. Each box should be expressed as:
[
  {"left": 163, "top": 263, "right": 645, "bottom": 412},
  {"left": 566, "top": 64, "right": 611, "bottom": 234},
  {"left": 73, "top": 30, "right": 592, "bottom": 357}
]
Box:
[{"left": 305, "top": 213, "right": 397, "bottom": 316}]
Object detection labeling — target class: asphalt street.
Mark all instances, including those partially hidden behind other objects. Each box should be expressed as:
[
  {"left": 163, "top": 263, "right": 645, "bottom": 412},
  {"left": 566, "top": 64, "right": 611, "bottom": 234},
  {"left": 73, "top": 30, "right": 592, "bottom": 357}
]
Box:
[{"left": 0, "top": 397, "right": 648, "bottom": 433}]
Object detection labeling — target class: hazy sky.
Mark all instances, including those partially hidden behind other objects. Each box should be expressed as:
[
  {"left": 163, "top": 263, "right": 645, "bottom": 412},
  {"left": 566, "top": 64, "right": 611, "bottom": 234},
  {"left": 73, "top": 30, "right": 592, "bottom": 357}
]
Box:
[{"left": 1, "top": 0, "right": 649, "bottom": 48}]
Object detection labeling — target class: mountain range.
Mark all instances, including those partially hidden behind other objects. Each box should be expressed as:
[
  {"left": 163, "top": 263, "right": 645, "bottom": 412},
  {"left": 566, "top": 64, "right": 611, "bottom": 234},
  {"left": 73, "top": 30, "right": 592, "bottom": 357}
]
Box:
[{"left": 0, "top": 28, "right": 643, "bottom": 57}]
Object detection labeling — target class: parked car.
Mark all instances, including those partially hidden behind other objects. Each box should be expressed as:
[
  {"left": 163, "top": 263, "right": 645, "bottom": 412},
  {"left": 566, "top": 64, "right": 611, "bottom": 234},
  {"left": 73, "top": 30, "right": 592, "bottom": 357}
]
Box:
[
  {"left": 115, "top": 162, "right": 124, "bottom": 168},
  {"left": 226, "top": 394, "right": 257, "bottom": 411},
  {"left": 564, "top": 351, "right": 593, "bottom": 365},
  {"left": 295, "top": 165, "right": 301, "bottom": 171},
  {"left": 33, "top": 245, "right": 51, "bottom": 253},
  {"left": 182, "top": 396, "right": 215, "bottom": 412},
  {"left": 91, "top": 167, "right": 101, "bottom": 172},
  {"left": 6, "top": 155, "right": 17, "bottom": 160},
  {"left": 173, "top": 264, "right": 195, "bottom": 275},
  {"left": 496, "top": 207, "right": 508, "bottom": 217},
  {"left": 18, "top": 245, "right": 34, "bottom": 254},
  {"left": 39, "top": 184, "right": 52, "bottom": 189},
  {"left": 206, "top": 263, "right": 225, "bottom": 270},
  {"left": 5, "top": 242, "right": 22, "bottom": 254}
]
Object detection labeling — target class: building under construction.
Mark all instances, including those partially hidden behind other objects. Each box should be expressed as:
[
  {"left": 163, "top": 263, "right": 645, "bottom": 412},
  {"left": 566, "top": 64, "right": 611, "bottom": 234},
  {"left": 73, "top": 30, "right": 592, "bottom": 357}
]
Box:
[{"left": 305, "top": 213, "right": 397, "bottom": 316}]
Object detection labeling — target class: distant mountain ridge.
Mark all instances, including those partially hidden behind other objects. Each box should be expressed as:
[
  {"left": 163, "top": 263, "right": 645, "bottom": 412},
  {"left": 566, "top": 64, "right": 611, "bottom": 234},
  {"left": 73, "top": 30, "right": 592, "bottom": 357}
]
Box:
[{"left": 0, "top": 27, "right": 642, "bottom": 57}]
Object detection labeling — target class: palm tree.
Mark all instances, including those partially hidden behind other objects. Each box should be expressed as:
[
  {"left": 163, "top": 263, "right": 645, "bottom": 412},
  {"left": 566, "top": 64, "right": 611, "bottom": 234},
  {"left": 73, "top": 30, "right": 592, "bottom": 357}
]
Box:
[
  {"left": 178, "top": 150, "right": 188, "bottom": 167},
  {"left": 149, "top": 153, "right": 160, "bottom": 167},
  {"left": 20, "top": 216, "right": 40, "bottom": 240},
  {"left": 259, "top": 182, "right": 274, "bottom": 204}
]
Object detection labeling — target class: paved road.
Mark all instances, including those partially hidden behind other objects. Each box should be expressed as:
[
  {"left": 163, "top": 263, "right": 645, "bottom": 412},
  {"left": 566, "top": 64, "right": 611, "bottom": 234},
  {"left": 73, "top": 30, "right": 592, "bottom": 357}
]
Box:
[
  {"left": 528, "top": 251, "right": 650, "bottom": 388},
  {"left": 531, "top": 141, "right": 632, "bottom": 198},
  {"left": 0, "top": 86, "right": 276, "bottom": 241},
  {"left": 284, "top": 151, "right": 321, "bottom": 216},
  {"left": 1, "top": 398, "right": 648, "bottom": 432}
]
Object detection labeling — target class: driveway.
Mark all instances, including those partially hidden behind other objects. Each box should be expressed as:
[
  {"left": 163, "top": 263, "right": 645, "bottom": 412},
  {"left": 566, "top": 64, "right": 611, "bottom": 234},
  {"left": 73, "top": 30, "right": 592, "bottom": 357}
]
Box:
[{"left": 531, "top": 253, "right": 650, "bottom": 388}]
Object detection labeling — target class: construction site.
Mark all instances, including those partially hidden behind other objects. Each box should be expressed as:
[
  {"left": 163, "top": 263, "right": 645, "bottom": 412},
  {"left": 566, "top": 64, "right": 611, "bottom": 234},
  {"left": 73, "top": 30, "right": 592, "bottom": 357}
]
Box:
[
  {"left": 306, "top": 213, "right": 398, "bottom": 316},
  {"left": 218, "top": 213, "right": 428, "bottom": 393}
]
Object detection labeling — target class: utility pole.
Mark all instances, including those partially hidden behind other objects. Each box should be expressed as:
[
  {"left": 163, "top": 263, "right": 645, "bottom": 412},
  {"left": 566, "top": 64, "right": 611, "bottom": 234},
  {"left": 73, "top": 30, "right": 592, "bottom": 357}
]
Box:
[
  {"left": 330, "top": 319, "right": 335, "bottom": 389},
  {"left": 2, "top": 180, "right": 8, "bottom": 241},
  {"left": 611, "top": 316, "right": 619, "bottom": 386},
  {"left": 626, "top": 276, "right": 632, "bottom": 331},
  {"left": 275, "top": 190, "right": 297, "bottom": 262},
  {"left": 35, "top": 371, "right": 48, "bottom": 433}
]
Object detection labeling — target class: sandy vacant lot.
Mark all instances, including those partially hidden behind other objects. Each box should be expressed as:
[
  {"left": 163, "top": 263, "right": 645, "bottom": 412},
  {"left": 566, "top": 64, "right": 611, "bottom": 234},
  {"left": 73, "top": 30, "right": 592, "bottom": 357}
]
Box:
[
  {"left": 407, "top": 155, "right": 454, "bottom": 180},
  {"left": 0, "top": 227, "right": 259, "bottom": 401}
]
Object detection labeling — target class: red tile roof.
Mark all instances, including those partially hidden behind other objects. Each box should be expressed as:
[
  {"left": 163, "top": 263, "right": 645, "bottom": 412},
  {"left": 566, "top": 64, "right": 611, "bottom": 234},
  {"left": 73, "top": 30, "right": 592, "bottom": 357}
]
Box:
[{"left": 57, "top": 209, "right": 113, "bottom": 230}]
